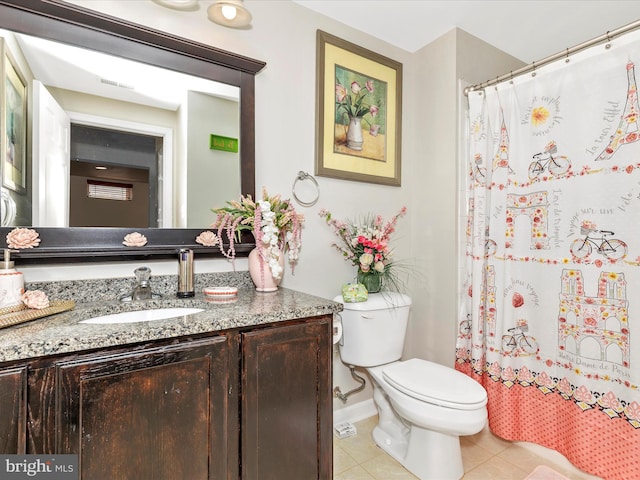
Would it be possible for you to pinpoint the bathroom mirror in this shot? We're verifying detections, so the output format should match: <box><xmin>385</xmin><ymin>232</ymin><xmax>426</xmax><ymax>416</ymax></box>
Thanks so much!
<box><xmin>0</xmin><ymin>0</ymin><xmax>265</xmax><ymax>261</ymax></box>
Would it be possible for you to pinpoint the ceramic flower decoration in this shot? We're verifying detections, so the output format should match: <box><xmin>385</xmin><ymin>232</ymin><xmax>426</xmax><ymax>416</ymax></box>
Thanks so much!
<box><xmin>22</xmin><ymin>290</ymin><xmax>50</xmax><ymax>309</ymax></box>
<box><xmin>195</xmin><ymin>231</ymin><xmax>220</xmax><ymax>247</ymax></box>
<box><xmin>6</xmin><ymin>228</ymin><xmax>41</xmax><ymax>249</ymax></box>
<box><xmin>122</xmin><ymin>232</ymin><xmax>148</xmax><ymax>247</ymax></box>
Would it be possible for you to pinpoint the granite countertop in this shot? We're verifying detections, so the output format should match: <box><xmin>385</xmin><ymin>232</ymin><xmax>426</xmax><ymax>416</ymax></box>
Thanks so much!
<box><xmin>0</xmin><ymin>272</ymin><xmax>342</xmax><ymax>364</ymax></box>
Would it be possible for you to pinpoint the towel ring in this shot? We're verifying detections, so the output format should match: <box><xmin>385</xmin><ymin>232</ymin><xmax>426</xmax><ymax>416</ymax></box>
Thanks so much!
<box><xmin>292</xmin><ymin>171</ymin><xmax>319</xmax><ymax>207</ymax></box>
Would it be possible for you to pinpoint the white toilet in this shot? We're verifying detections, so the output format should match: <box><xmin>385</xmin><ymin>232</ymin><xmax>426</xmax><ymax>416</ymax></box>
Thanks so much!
<box><xmin>335</xmin><ymin>292</ymin><xmax>487</xmax><ymax>480</ymax></box>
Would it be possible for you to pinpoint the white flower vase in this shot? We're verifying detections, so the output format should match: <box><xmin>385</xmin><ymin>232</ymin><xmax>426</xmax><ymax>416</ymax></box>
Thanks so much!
<box><xmin>248</xmin><ymin>248</ymin><xmax>285</xmax><ymax>292</ymax></box>
<box><xmin>346</xmin><ymin>116</ymin><xmax>364</xmax><ymax>150</ymax></box>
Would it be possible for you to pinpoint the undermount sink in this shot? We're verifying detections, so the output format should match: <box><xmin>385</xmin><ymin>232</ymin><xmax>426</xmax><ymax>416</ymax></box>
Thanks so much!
<box><xmin>80</xmin><ymin>308</ymin><xmax>204</xmax><ymax>324</ymax></box>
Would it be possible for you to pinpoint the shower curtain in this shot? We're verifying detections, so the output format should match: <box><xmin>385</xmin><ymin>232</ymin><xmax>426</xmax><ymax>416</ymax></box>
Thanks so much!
<box><xmin>457</xmin><ymin>29</ymin><xmax>640</xmax><ymax>480</ymax></box>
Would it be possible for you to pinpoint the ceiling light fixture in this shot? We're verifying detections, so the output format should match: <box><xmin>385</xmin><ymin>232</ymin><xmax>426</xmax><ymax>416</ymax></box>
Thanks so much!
<box><xmin>151</xmin><ymin>0</ymin><xmax>199</xmax><ymax>11</ymax></box>
<box><xmin>207</xmin><ymin>0</ymin><xmax>252</xmax><ymax>28</ymax></box>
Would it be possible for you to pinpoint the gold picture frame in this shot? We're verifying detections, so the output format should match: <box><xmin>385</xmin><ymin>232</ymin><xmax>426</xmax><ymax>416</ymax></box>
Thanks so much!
<box><xmin>1</xmin><ymin>39</ymin><xmax>27</xmax><ymax>193</ymax></box>
<box><xmin>315</xmin><ymin>30</ymin><xmax>402</xmax><ymax>186</ymax></box>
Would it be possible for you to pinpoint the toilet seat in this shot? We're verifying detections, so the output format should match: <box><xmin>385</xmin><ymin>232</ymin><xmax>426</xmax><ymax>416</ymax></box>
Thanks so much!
<box><xmin>382</xmin><ymin>358</ymin><xmax>487</xmax><ymax>410</ymax></box>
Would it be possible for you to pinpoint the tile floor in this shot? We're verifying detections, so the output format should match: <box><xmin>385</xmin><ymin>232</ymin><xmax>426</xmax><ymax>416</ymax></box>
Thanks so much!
<box><xmin>333</xmin><ymin>416</ymin><xmax>604</xmax><ymax>480</ymax></box>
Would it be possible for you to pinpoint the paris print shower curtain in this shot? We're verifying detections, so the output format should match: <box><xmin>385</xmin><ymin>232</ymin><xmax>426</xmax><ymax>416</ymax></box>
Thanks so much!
<box><xmin>457</xmin><ymin>29</ymin><xmax>640</xmax><ymax>480</ymax></box>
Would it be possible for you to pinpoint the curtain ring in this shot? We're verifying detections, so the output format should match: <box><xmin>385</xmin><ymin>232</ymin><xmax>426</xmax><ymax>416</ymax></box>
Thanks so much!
<box><xmin>292</xmin><ymin>171</ymin><xmax>320</xmax><ymax>207</ymax></box>
<box><xmin>605</xmin><ymin>31</ymin><xmax>612</xmax><ymax>49</ymax></box>
<box><xmin>509</xmin><ymin>71</ymin><xmax>514</xmax><ymax>84</ymax></box>
<box><xmin>531</xmin><ymin>61</ymin><xmax>536</xmax><ymax>78</ymax></box>
<box><xmin>565</xmin><ymin>48</ymin><xmax>570</xmax><ymax>63</ymax></box>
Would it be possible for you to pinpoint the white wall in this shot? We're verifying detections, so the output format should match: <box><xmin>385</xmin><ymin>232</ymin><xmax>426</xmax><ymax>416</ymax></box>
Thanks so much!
<box><xmin>22</xmin><ymin>1</ymin><xmax>523</xmax><ymax>415</ymax></box>
<box><xmin>186</xmin><ymin>91</ymin><xmax>240</xmax><ymax>227</ymax></box>
<box><xmin>404</xmin><ymin>29</ymin><xmax>524</xmax><ymax>366</ymax></box>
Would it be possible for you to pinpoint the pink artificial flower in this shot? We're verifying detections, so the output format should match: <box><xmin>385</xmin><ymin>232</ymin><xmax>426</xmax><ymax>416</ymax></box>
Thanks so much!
<box><xmin>369</xmin><ymin>105</ymin><xmax>379</xmax><ymax>117</ymax></box>
<box><xmin>336</xmin><ymin>84</ymin><xmax>347</xmax><ymax>102</ymax></box>
<box><xmin>122</xmin><ymin>232</ymin><xmax>147</xmax><ymax>247</ymax></box>
<box><xmin>6</xmin><ymin>228</ymin><xmax>40</xmax><ymax>249</ymax></box>
<box><xmin>195</xmin><ymin>231</ymin><xmax>219</xmax><ymax>247</ymax></box>
<box><xmin>365</xmin><ymin>80</ymin><xmax>374</xmax><ymax>93</ymax></box>
<box><xmin>350</xmin><ymin>81</ymin><xmax>361</xmax><ymax>94</ymax></box>
<box><xmin>22</xmin><ymin>290</ymin><xmax>50</xmax><ymax>309</ymax></box>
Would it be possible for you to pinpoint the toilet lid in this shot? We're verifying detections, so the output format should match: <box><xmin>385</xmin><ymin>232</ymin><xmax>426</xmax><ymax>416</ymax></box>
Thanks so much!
<box><xmin>382</xmin><ymin>358</ymin><xmax>487</xmax><ymax>410</ymax></box>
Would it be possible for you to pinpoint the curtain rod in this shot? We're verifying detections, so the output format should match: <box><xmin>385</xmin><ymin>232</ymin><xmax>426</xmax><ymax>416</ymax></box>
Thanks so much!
<box><xmin>464</xmin><ymin>18</ymin><xmax>640</xmax><ymax>96</ymax></box>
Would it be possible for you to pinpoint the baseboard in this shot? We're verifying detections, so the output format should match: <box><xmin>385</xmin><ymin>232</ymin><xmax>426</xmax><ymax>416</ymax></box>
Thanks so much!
<box><xmin>333</xmin><ymin>399</ymin><xmax>377</xmax><ymax>426</ymax></box>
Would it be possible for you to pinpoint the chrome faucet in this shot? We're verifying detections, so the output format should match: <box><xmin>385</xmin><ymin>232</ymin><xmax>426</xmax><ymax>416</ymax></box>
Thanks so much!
<box><xmin>177</xmin><ymin>248</ymin><xmax>195</xmax><ymax>298</ymax></box>
<box><xmin>120</xmin><ymin>266</ymin><xmax>162</xmax><ymax>302</ymax></box>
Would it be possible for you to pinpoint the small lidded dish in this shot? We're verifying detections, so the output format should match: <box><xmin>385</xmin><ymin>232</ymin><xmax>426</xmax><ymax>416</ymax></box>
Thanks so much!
<box><xmin>202</xmin><ymin>287</ymin><xmax>238</xmax><ymax>300</ymax></box>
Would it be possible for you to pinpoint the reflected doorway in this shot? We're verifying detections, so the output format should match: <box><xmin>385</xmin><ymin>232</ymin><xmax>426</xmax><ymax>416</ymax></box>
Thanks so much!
<box><xmin>69</xmin><ymin>124</ymin><xmax>161</xmax><ymax>227</ymax></box>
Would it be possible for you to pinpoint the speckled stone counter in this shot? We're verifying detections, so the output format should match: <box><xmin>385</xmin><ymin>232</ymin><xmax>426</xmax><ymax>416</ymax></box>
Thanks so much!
<box><xmin>0</xmin><ymin>272</ymin><xmax>342</xmax><ymax>364</ymax></box>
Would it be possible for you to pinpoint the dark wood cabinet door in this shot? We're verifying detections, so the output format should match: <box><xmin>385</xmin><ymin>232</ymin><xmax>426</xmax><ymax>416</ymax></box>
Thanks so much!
<box><xmin>0</xmin><ymin>366</ymin><xmax>27</xmax><ymax>453</ymax></box>
<box><xmin>241</xmin><ymin>317</ymin><xmax>332</xmax><ymax>480</ymax></box>
<box><xmin>55</xmin><ymin>336</ymin><xmax>234</xmax><ymax>480</ymax></box>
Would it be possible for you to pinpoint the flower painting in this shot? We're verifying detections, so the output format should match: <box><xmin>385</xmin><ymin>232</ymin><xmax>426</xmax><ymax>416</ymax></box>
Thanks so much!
<box><xmin>334</xmin><ymin>66</ymin><xmax>388</xmax><ymax>161</ymax></box>
<box><xmin>316</xmin><ymin>30</ymin><xmax>403</xmax><ymax>186</ymax></box>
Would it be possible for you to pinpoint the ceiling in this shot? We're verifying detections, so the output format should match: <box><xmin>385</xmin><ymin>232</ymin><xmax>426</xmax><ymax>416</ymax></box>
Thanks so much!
<box><xmin>293</xmin><ymin>1</ymin><xmax>640</xmax><ymax>62</ymax></box>
<box><xmin>9</xmin><ymin>30</ymin><xmax>239</xmax><ymax>111</ymax></box>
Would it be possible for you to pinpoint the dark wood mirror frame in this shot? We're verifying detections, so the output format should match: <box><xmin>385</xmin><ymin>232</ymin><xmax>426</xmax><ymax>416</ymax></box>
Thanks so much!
<box><xmin>0</xmin><ymin>0</ymin><xmax>265</xmax><ymax>262</ymax></box>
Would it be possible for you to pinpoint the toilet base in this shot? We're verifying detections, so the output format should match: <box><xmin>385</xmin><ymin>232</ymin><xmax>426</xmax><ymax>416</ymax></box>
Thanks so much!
<box><xmin>373</xmin><ymin>422</ymin><xmax>464</xmax><ymax>480</ymax></box>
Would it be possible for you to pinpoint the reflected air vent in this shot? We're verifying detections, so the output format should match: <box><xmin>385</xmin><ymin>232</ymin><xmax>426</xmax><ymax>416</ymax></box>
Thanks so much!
<box><xmin>100</xmin><ymin>78</ymin><xmax>135</xmax><ymax>90</ymax></box>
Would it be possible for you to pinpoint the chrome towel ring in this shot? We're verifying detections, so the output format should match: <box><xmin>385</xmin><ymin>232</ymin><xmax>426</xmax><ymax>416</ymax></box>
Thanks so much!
<box><xmin>292</xmin><ymin>171</ymin><xmax>320</xmax><ymax>207</ymax></box>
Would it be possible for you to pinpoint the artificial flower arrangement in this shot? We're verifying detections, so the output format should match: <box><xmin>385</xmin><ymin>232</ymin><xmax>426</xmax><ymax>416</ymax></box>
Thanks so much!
<box><xmin>211</xmin><ymin>187</ymin><xmax>304</xmax><ymax>281</ymax></box>
<box><xmin>319</xmin><ymin>206</ymin><xmax>407</xmax><ymax>293</ymax></box>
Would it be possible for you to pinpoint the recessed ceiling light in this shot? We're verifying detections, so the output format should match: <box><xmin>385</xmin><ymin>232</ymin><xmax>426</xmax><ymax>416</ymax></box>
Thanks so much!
<box><xmin>95</xmin><ymin>166</ymin><xmax>108</xmax><ymax>170</ymax></box>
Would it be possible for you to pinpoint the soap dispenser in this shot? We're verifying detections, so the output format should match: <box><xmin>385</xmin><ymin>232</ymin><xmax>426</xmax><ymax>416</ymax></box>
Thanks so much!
<box><xmin>0</xmin><ymin>249</ymin><xmax>24</xmax><ymax>308</ymax></box>
<box><xmin>177</xmin><ymin>248</ymin><xmax>195</xmax><ymax>298</ymax></box>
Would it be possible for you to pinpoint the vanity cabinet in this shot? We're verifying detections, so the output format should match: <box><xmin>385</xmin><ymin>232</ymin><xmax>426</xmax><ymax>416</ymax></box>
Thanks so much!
<box><xmin>0</xmin><ymin>365</ymin><xmax>27</xmax><ymax>453</ymax></box>
<box><xmin>54</xmin><ymin>336</ymin><xmax>234</xmax><ymax>480</ymax></box>
<box><xmin>1</xmin><ymin>315</ymin><xmax>332</xmax><ymax>480</ymax></box>
<box><xmin>242</xmin><ymin>319</ymin><xmax>332</xmax><ymax>479</ymax></box>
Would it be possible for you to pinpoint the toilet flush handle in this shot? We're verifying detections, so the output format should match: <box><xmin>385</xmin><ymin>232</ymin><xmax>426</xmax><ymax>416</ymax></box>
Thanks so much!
<box><xmin>361</xmin><ymin>314</ymin><xmax>373</xmax><ymax>319</ymax></box>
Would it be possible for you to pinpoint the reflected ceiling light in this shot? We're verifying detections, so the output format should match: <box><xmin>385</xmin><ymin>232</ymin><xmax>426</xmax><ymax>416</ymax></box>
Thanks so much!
<box><xmin>152</xmin><ymin>0</ymin><xmax>199</xmax><ymax>10</ymax></box>
<box><xmin>207</xmin><ymin>0</ymin><xmax>252</xmax><ymax>28</ymax></box>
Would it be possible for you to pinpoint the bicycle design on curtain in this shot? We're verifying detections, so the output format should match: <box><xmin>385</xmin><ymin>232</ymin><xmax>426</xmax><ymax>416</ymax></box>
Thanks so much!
<box><xmin>501</xmin><ymin>319</ymin><xmax>539</xmax><ymax>356</ymax></box>
<box><xmin>528</xmin><ymin>140</ymin><xmax>571</xmax><ymax>180</ymax></box>
<box><xmin>569</xmin><ymin>221</ymin><xmax>627</xmax><ymax>261</ymax></box>
<box><xmin>459</xmin><ymin>314</ymin><xmax>472</xmax><ymax>339</ymax></box>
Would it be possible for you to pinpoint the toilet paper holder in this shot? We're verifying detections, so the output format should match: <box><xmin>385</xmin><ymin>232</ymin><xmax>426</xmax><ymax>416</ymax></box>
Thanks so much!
<box><xmin>332</xmin><ymin>313</ymin><xmax>343</xmax><ymax>345</ymax></box>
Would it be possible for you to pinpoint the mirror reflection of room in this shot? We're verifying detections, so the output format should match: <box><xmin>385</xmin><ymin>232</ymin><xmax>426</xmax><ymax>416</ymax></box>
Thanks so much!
<box><xmin>0</xmin><ymin>28</ymin><xmax>241</xmax><ymax>230</ymax></box>
<box><xmin>69</xmin><ymin>125</ymin><xmax>157</xmax><ymax>228</ymax></box>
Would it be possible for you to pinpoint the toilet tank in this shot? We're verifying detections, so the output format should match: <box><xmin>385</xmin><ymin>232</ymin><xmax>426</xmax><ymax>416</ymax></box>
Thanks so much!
<box><xmin>334</xmin><ymin>292</ymin><xmax>412</xmax><ymax>367</ymax></box>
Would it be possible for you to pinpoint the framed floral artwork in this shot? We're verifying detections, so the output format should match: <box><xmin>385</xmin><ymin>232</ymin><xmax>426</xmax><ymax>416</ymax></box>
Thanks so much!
<box><xmin>1</xmin><ymin>40</ymin><xmax>27</xmax><ymax>193</ymax></box>
<box><xmin>315</xmin><ymin>30</ymin><xmax>402</xmax><ymax>186</ymax></box>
